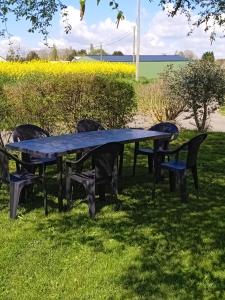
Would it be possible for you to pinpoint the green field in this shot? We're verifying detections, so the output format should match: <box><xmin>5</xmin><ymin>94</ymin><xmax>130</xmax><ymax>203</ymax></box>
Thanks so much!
<box><xmin>139</xmin><ymin>61</ymin><xmax>188</xmax><ymax>79</ymax></box>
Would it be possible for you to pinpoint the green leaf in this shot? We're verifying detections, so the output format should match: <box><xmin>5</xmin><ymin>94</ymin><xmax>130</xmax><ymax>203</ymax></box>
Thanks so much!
<box><xmin>116</xmin><ymin>10</ymin><xmax>124</xmax><ymax>27</ymax></box>
<box><xmin>80</xmin><ymin>0</ymin><xmax>86</xmax><ymax>20</ymax></box>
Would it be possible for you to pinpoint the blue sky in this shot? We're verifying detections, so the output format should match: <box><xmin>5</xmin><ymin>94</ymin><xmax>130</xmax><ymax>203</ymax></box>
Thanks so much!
<box><xmin>1</xmin><ymin>0</ymin><xmax>225</xmax><ymax>58</ymax></box>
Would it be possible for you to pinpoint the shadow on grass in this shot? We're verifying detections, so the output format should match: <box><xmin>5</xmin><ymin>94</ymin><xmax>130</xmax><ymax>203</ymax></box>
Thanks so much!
<box><xmin>4</xmin><ymin>130</ymin><xmax>225</xmax><ymax>298</ymax></box>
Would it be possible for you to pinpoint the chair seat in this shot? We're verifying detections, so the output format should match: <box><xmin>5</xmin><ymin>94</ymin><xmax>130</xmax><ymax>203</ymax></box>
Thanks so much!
<box><xmin>70</xmin><ymin>170</ymin><xmax>95</xmax><ymax>183</ymax></box>
<box><xmin>30</xmin><ymin>156</ymin><xmax>57</xmax><ymax>165</ymax></box>
<box><xmin>70</xmin><ymin>169</ymin><xmax>112</xmax><ymax>185</ymax></box>
<box><xmin>137</xmin><ymin>147</ymin><xmax>154</xmax><ymax>155</ymax></box>
<box><xmin>161</xmin><ymin>160</ymin><xmax>187</xmax><ymax>171</ymax></box>
<box><xmin>10</xmin><ymin>172</ymin><xmax>40</xmax><ymax>183</ymax></box>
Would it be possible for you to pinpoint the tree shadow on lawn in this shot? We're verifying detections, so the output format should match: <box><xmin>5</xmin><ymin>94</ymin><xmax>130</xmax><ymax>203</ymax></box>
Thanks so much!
<box><xmin>5</xmin><ymin>130</ymin><xmax>225</xmax><ymax>298</ymax></box>
<box><xmin>34</xmin><ymin>170</ymin><xmax>225</xmax><ymax>298</ymax></box>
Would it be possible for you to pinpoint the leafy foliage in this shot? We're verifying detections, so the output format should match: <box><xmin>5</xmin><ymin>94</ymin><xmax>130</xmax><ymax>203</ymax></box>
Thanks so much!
<box><xmin>49</xmin><ymin>44</ymin><xmax>59</xmax><ymax>61</ymax></box>
<box><xmin>3</xmin><ymin>72</ymin><xmax>135</xmax><ymax>133</ymax></box>
<box><xmin>2</xmin><ymin>1</ymin><xmax>225</xmax><ymax>42</ymax></box>
<box><xmin>137</xmin><ymin>77</ymin><xmax>185</xmax><ymax>122</ymax></box>
<box><xmin>112</xmin><ymin>51</ymin><xmax>124</xmax><ymax>56</ymax></box>
<box><xmin>202</xmin><ymin>51</ymin><xmax>215</xmax><ymax>62</ymax></box>
<box><xmin>26</xmin><ymin>51</ymin><xmax>40</xmax><ymax>61</ymax></box>
<box><xmin>165</xmin><ymin>61</ymin><xmax>225</xmax><ymax>131</ymax></box>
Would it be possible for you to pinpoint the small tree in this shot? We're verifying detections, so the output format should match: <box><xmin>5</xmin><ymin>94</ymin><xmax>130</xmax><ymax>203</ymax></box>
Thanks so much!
<box><xmin>49</xmin><ymin>44</ymin><xmax>58</xmax><ymax>61</ymax></box>
<box><xmin>26</xmin><ymin>50</ymin><xmax>40</xmax><ymax>61</ymax></box>
<box><xmin>202</xmin><ymin>51</ymin><xmax>215</xmax><ymax>62</ymax></box>
<box><xmin>89</xmin><ymin>47</ymin><xmax>108</xmax><ymax>56</ymax></box>
<box><xmin>77</xmin><ymin>49</ymin><xmax>87</xmax><ymax>56</ymax></box>
<box><xmin>112</xmin><ymin>51</ymin><xmax>124</xmax><ymax>55</ymax></box>
<box><xmin>169</xmin><ymin>61</ymin><xmax>225</xmax><ymax>131</ymax></box>
<box><xmin>65</xmin><ymin>49</ymin><xmax>77</xmax><ymax>61</ymax></box>
<box><xmin>6</xmin><ymin>47</ymin><xmax>22</xmax><ymax>62</ymax></box>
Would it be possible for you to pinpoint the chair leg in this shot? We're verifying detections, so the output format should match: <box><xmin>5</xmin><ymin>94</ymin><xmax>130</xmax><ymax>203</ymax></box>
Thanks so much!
<box><xmin>10</xmin><ymin>182</ymin><xmax>23</xmax><ymax>219</ymax></box>
<box><xmin>42</xmin><ymin>170</ymin><xmax>48</xmax><ymax>216</ymax></box>
<box><xmin>179</xmin><ymin>171</ymin><xmax>187</xmax><ymax>202</ymax></box>
<box><xmin>169</xmin><ymin>171</ymin><xmax>176</xmax><ymax>192</ymax></box>
<box><xmin>111</xmin><ymin>172</ymin><xmax>118</xmax><ymax>196</ymax></box>
<box><xmin>98</xmin><ymin>184</ymin><xmax>106</xmax><ymax>201</ymax></box>
<box><xmin>133</xmin><ymin>152</ymin><xmax>138</xmax><ymax>176</ymax></box>
<box><xmin>191</xmin><ymin>166</ymin><xmax>199</xmax><ymax>191</ymax></box>
<box><xmin>65</xmin><ymin>176</ymin><xmax>73</xmax><ymax>208</ymax></box>
<box><xmin>118</xmin><ymin>145</ymin><xmax>124</xmax><ymax>176</ymax></box>
<box><xmin>148</xmin><ymin>155</ymin><xmax>153</xmax><ymax>173</ymax></box>
<box><xmin>87</xmin><ymin>182</ymin><xmax>96</xmax><ymax>218</ymax></box>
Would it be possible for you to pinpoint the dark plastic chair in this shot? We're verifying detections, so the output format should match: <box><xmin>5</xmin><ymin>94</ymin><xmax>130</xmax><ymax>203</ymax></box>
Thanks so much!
<box><xmin>77</xmin><ymin>119</ymin><xmax>105</xmax><ymax>132</ymax></box>
<box><xmin>76</xmin><ymin>119</ymin><xmax>124</xmax><ymax>176</ymax></box>
<box><xmin>12</xmin><ymin>124</ymin><xmax>57</xmax><ymax>173</ymax></box>
<box><xmin>0</xmin><ymin>147</ymin><xmax>48</xmax><ymax>218</ymax></box>
<box><xmin>65</xmin><ymin>142</ymin><xmax>123</xmax><ymax>217</ymax></box>
<box><xmin>156</xmin><ymin>133</ymin><xmax>207</xmax><ymax>202</ymax></box>
<box><xmin>133</xmin><ymin>122</ymin><xmax>179</xmax><ymax>176</ymax></box>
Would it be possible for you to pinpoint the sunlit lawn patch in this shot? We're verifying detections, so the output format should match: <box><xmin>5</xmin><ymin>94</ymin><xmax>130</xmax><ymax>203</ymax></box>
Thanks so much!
<box><xmin>0</xmin><ymin>130</ymin><xmax>225</xmax><ymax>299</ymax></box>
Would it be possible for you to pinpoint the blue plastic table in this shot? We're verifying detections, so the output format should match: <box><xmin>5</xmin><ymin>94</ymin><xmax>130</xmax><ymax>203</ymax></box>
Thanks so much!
<box><xmin>6</xmin><ymin>129</ymin><xmax>170</xmax><ymax>209</ymax></box>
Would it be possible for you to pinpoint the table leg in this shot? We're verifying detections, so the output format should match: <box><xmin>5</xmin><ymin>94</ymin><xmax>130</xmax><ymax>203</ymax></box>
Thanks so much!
<box><xmin>57</xmin><ymin>156</ymin><xmax>63</xmax><ymax>211</ymax></box>
<box><xmin>152</xmin><ymin>139</ymin><xmax>161</xmax><ymax>200</ymax></box>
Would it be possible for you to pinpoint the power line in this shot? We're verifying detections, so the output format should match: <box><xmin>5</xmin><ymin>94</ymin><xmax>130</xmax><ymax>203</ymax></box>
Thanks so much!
<box><xmin>101</xmin><ymin>31</ymin><xmax>132</xmax><ymax>47</ymax></box>
<box><xmin>47</xmin><ymin>30</ymin><xmax>133</xmax><ymax>54</ymax></box>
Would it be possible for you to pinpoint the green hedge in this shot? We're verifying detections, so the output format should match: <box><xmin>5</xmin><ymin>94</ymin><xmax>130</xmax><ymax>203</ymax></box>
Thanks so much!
<box><xmin>2</xmin><ymin>73</ymin><xmax>136</xmax><ymax>133</ymax></box>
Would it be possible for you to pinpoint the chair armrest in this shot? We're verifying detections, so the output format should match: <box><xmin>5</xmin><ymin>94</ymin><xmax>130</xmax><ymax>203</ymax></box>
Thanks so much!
<box><xmin>6</xmin><ymin>151</ymin><xmax>45</xmax><ymax>174</ymax></box>
<box><xmin>66</xmin><ymin>149</ymin><xmax>93</xmax><ymax>167</ymax></box>
<box><xmin>158</xmin><ymin>141</ymin><xmax>189</xmax><ymax>162</ymax></box>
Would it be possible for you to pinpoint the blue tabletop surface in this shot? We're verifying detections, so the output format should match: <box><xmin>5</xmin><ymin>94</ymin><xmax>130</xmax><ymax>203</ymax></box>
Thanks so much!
<box><xmin>6</xmin><ymin>129</ymin><xmax>170</xmax><ymax>158</ymax></box>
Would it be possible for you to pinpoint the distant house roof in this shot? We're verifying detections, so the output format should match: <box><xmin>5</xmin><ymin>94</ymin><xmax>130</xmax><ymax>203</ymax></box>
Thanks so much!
<box><xmin>0</xmin><ymin>56</ymin><xmax>6</xmax><ymax>62</ymax></box>
<box><xmin>85</xmin><ymin>55</ymin><xmax>188</xmax><ymax>62</ymax></box>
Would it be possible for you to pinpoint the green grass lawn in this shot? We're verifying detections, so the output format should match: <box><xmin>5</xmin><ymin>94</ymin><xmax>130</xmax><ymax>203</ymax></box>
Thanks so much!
<box><xmin>1</xmin><ymin>130</ymin><xmax>225</xmax><ymax>299</ymax></box>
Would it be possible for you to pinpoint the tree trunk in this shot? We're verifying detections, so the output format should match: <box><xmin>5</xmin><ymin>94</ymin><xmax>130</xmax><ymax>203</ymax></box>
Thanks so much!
<box><xmin>200</xmin><ymin>102</ymin><xmax>208</xmax><ymax>131</ymax></box>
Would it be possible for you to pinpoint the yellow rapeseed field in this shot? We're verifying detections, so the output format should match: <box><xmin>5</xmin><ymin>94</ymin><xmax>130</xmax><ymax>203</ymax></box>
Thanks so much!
<box><xmin>0</xmin><ymin>61</ymin><xmax>135</xmax><ymax>78</ymax></box>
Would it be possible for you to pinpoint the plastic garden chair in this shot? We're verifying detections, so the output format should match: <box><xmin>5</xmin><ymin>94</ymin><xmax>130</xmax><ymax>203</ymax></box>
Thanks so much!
<box><xmin>133</xmin><ymin>122</ymin><xmax>179</xmax><ymax>176</ymax></box>
<box><xmin>65</xmin><ymin>142</ymin><xmax>123</xmax><ymax>217</ymax></box>
<box><xmin>76</xmin><ymin>119</ymin><xmax>124</xmax><ymax>176</ymax></box>
<box><xmin>12</xmin><ymin>124</ymin><xmax>57</xmax><ymax>173</ymax></box>
<box><xmin>0</xmin><ymin>147</ymin><xmax>48</xmax><ymax>218</ymax></box>
<box><xmin>155</xmin><ymin>133</ymin><xmax>207</xmax><ymax>202</ymax></box>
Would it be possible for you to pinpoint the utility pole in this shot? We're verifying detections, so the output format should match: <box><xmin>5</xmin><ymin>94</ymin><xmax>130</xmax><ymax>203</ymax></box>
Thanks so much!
<box><xmin>100</xmin><ymin>43</ymin><xmax>103</xmax><ymax>61</ymax></box>
<box><xmin>133</xmin><ymin>26</ymin><xmax>136</xmax><ymax>63</ymax></box>
<box><xmin>136</xmin><ymin>0</ymin><xmax>141</xmax><ymax>81</ymax></box>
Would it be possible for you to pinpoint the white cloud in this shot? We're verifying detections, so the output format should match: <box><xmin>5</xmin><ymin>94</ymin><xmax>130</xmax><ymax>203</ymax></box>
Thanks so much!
<box><xmin>42</xmin><ymin>5</ymin><xmax>225</xmax><ymax>58</ymax></box>
<box><xmin>142</xmin><ymin>10</ymin><xmax>225</xmax><ymax>58</ymax></box>
<box><xmin>45</xmin><ymin>6</ymin><xmax>135</xmax><ymax>54</ymax></box>
<box><xmin>1</xmin><ymin>5</ymin><xmax>225</xmax><ymax>58</ymax></box>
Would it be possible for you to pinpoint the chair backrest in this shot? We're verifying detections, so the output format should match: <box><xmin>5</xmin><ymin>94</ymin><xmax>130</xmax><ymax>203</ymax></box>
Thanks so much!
<box><xmin>0</xmin><ymin>148</ymin><xmax>10</xmax><ymax>183</ymax></box>
<box><xmin>150</xmin><ymin>122</ymin><xmax>179</xmax><ymax>138</ymax></box>
<box><xmin>13</xmin><ymin>124</ymin><xmax>50</xmax><ymax>142</ymax></box>
<box><xmin>149</xmin><ymin>122</ymin><xmax>179</xmax><ymax>149</ymax></box>
<box><xmin>186</xmin><ymin>134</ymin><xmax>207</xmax><ymax>169</ymax></box>
<box><xmin>77</xmin><ymin>119</ymin><xmax>105</xmax><ymax>133</ymax></box>
<box><xmin>0</xmin><ymin>133</ymin><xmax>4</xmax><ymax>148</ymax></box>
<box><xmin>92</xmin><ymin>143</ymin><xmax>123</xmax><ymax>182</ymax></box>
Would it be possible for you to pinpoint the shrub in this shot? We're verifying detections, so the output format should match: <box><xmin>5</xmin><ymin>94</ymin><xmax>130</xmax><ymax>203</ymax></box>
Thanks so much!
<box><xmin>3</xmin><ymin>73</ymin><xmax>135</xmax><ymax>133</ymax></box>
<box><xmin>165</xmin><ymin>61</ymin><xmax>225</xmax><ymax>131</ymax></box>
<box><xmin>137</xmin><ymin>77</ymin><xmax>185</xmax><ymax>122</ymax></box>
<box><xmin>0</xmin><ymin>74</ymin><xmax>16</xmax><ymax>129</ymax></box>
